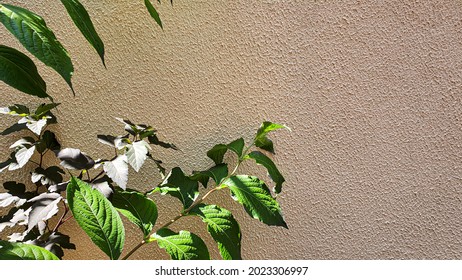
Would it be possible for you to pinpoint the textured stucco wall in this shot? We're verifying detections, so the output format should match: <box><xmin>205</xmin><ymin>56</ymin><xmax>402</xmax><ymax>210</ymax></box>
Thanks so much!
<box><xmin>1</xmin><ymin>1</ymin><xmax>462</xmax><ymax>259</ymax></box>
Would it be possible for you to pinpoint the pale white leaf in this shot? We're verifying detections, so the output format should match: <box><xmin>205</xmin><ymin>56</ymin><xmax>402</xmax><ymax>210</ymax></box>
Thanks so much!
<box><xmin>126</xmin><ymin>140</ymin><xmax>150</xmax><ymax>172</ymax></box>
<box><xmin>103</xmin><ymin>155</ymin><xmax>128</xmax><ymax>190</ymax></box>
<box><xmin>27</xmin><ymin>193</ymin><xmax>62</xmax><ymax>230</ymax></box>
<box><xmin>0</xmin><ymin>193</ymin><xmax>26</xmax><ymax>207</ymax></box>
<box><xmin>9</xmin><ymin>137</ymin><xmax>34</xmax><ymax>149</ymax></box>
<box><xmin>14</xmin><ymin>146</ymin><xmax>36</xmax><ymax>168</ymax></box>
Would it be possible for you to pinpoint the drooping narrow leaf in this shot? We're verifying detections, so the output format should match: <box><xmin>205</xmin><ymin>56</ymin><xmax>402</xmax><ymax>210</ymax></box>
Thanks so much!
<box><xmin>112</xmin><ymin>189</ymin><xmax>158</xmax><ymax>237</ymax></box>
<box><xmin>221</xmin><ymin>175</ymin><xmax>287</xmax><ymax>228</ymax></box>
<box><xmin>254</xmin><ymin>122</ymin><xmax>289</xmax><ymax>154</ymax></box>
<box><xmin>154</xmin><ymin>167</ymin><xmax>199</xmax><ymax>209</ymax></box>
<box><xmin>60</xmin><ymin>0</ymin><xmax>106</xmax><ymax>66</ymax></box>
<box><xmin>144</xmin><ymin>0</ymin><xmax>163</xmax><ymax>29</ymax></box>
<box><xmin>244</xmin><ymin>151</ymin><xmax>285</xmax><ymax>194</ymax></box>
<box><xmin>0</xmin><ymin>241</ymin><xmax>59</xmax><ymax>260</ymax></box>
<box><xmin>126</xmin><ymin>140</ymin><xmax>150</xmax><ymax>172</ymax></box>
<box><xmin>190</xmin><ymin>204</ymin><xmax>241</xmax><ymax>260</ymax></box>
<box><xmin>0</xmin><ymin>45</ymin><xmax>48</xmax><ymax>98</ymax></box>
<box><xmin>67</xmin><ymin>177</ymin><xmax>125</xmax><ymax>260</ymax></box>
<box><xmin>0</xmin><ymin>4</ymin><xmax>74</xmax><ymax>92</ymax></box>
<box><xmin>150</xmin><ymin>228</ymin><xmax>210</xmax><ymax>260</ymax></box>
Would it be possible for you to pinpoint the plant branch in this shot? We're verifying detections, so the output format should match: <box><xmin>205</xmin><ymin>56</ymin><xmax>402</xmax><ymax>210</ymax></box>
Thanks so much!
<box><xmin>52</xmin><ymin>200</ymin><xmax>69</xmax><ymax>233</ymax></box>
<box><xmin>121</xmin><ymin>186</ymin><xmax>221</xmax><ymax>260</ymax></box>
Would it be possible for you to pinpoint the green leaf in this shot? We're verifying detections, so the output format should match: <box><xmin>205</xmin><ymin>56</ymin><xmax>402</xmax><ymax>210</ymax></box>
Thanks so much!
<box><xmin>228</xmin><ymin>138</ymin><xmax>245</xmax><ymax>157</ymax></box>
<box><xmin>36</xmin><ymin>130</ymin><xmax>61</xmax><ymax>153</ymax></box>
<box><xmin>154</xmin><ymin>167</ymin><xmax>199</xmax><ymax>209</ymax></box>
<box><xmin>67</xmin><ymin>177</ymin><xmax>125</xmax><ymax>259</ymax></box>
<box><xmin>144</xmin><ymin>0</ymin><xmax>163</xmax><ymax>29</ymax></box>
<box><xmin>254</xmin><ymin>122</ymin><xmax>289</xmax><ymax>154</ymax></box>
<box><xmin>34</xmin><ymin>103</ymin><xmax>59</xmax><ymax>118</ymax></box>
<box><xmin>150</xmin><ymin>228</ymin><xmax>210</xmax><ymax>260</ymax></box>
<box><xmin>112</xmin><ymin>189</ymin><xmax>158</xmax><ymax>237</ymax></box>
<box><xmin>190</xmin><ymin>204</ymin><xmax>241</xmax><ymax>260</ymax></box>
<box><xmin>0</xmin><ymin>45</ymin><xmax>48</xmax><ymax>98</ymax></box>
<box><xmin>221</xmin><ymin>175</ymin><xmax>287</xmax><ymax>228</ymax></box>
<box><xmin>190</xmin><ymin>164</ymin><xmax>228</xmax><ymax>188</ymax></box>
<box><xmin>244</xmin><ymin>151</ymin><xmax>285</xmax><ymax>194</ymax></box>
<box><xmin>0</xmin><ymin>4</ymin><xmax>74</xmax><ymax>93</ymax></box>
<box><xmin>0</xmin><ymin>241</ymin><xmax>59</xmax><ymax>260</ymax></box>
<box><xmin>207</xmin><ymin>144</ymin><xmax>227</xmax><ymax>165</ymax></box>
<box><xmin>60</xmin><ymin>0</ymin><xmax>106</xmax><ymax>66</ymax></box>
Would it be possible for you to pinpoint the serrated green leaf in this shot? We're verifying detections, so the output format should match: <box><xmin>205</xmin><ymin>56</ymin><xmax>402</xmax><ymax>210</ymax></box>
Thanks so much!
<box><xmin>190</xmin><ymin>164</ymin><xmax>228</xmax><ymax>188</ymax></box>
<box><xmin>0</xmin><ymin>241</ymin><xmax>59</xmax><ymax>260</ymax></box>
<box><xmin>190</xmin><ymin>204</ymin><xmax>241</xmax><ymax>260</ymax></box>
<box><xmin>244</xmin><ymin>151</ymin><xmax>285</xmax><ymax>194</ymax></box>
<box><xmin>144</xmin><ymin>0</ymin><xmax>163</xmax><ymax>29</ymax></box>
<box><xmin>60</xmin><ymin>0</ymin><xmax>105</xmax><ymax>66</ymax></box>
<box><xmin>207</xmin><ymin>144</ymin><xmax>227</xmax><ymax>165</ymax></box>
<box><xmin>254</xmin><ymin>122</ymin><xmax>289</xmax><ymax>154</ymax></box>
<box><xmin>112</xmin><ymin>189</ymin><xmax>158</xmax><ymax>237</ymax></box>
<box><xmin>0</xmin><ymin>45</ymin><xmax>48</xmax><ymax>98</ymax></box>
<box><xmin>228</xmin><ymin>138</ymin><xmax>245</xmax><ymax>158</ymax></box>
<box><xmin>155</xmin><ymin>167</ymin><xmax>199</xmax><ymax>209</ymax></box>
<box><xmin>221</xmin><ymin>175</ymin><xmax>287</xmax><ymax>228</ymax></box>
<box><xmin>151</xmin><ymin>228</ymin><xmax>210</xmax><ymax>260</ymax></box>
<box><xmin>0</xmin><ymin>4</ymin><xmax>74</xmax><ymax>93</ymax></box>
<box><xmin>67</xmin><ymin>177</ymin><xmax>125</xmax><ymax>259</ymax></box>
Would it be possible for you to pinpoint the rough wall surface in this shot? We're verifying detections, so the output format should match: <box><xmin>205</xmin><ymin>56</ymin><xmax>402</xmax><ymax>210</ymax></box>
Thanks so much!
<box><xmin>1</xmin><ymin>1</ymin><xmax>461</xmax><ymax>259</ymax></box>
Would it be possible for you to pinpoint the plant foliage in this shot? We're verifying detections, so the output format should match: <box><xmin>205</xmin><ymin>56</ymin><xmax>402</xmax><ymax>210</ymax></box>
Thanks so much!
<box><xmin>0</xmin><ymin>1</ymin><xmax>290</xmax><ymax>260</ymax></box>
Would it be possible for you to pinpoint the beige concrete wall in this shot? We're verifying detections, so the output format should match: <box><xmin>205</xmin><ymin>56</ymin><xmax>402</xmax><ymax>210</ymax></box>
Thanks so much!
<box><xmin>1</xmin><ymin>1</ymin><xmax>462</xmax><ymax>259</ymax></box>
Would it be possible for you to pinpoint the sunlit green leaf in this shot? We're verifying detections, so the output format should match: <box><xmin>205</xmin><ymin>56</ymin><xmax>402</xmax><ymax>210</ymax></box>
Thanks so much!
<box><xmin>112</xmin><ymin>189</ymin><xmax>158</xmax><ymax>237</ymax></box>
<box><xmin>254</xmin><ymin>122</ymin><xmax>289</xmax><ymax>154</ymax></box>
<box><xmin>0</xmin><ymin>4</ymin><xmax>74</xmax><ymax>93</ymax></box>
<box><xmin>190</xmin><ymin>204</ymin><xmax>241</xmax><ymax>260</ymax></box>
<box><xmin>60</xmin><ymin>0</ymin><xmax>105</xmax><ymax>66</ymax></box>
<box><xmin>67</xmin><ymin>177</ymin><xmax>125</xmax><ymax>259</ymax></box>
<box><xmin>0</xmin><ymin>240</ymin><xmax>59</xmax><ymax>260</ymax></box>
<box><xmin>221</xmin><ymin>175</ymin><xmax>287</xmax><ymax>228</ymax></box>
<box><xmin>150</xmin><ymin>228</ymin><xmax>210</xmax><ymax>260</ymax></box>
